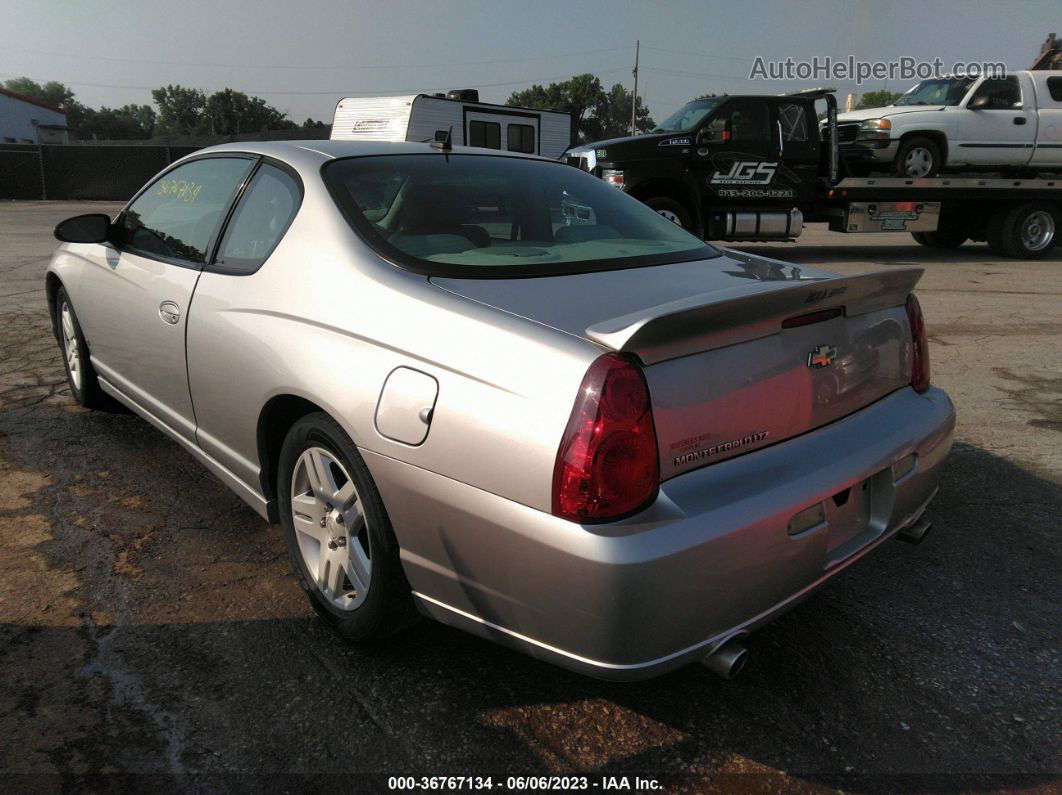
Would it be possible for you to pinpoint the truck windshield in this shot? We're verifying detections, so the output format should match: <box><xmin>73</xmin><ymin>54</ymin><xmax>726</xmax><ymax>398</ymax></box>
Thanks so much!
<box><xmin>323</xmin><ymin>154</ymin><xmax>717</xmax><ymax>277</ymax></box>
<box><xmin>894</xmin><ymin>78</ymin><xmax>975</xmax><ymax>106</ymax></box>
<box><xmin>652</xmin><ymin>98</ymin><xmax>723</xmax><ymax>132</ymax></box>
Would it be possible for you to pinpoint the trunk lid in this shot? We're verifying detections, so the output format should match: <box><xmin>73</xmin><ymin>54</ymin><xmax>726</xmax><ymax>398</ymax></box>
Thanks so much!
<box><xmin>432</xmin><ymin>251</ymin><xmax>921</xmax><ymax>479</ymax></box>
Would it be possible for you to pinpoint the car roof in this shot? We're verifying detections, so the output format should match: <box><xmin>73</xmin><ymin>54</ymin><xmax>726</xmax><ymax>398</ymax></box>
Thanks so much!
<box><xmin>190</xmin><ymin>139</ymin><xmax>555</xmax><ymax>172</ymax></box>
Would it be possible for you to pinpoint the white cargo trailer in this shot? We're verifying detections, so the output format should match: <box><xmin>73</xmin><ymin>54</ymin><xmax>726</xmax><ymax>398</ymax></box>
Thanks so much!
<box><xmin>330</xmin><ymin>90</ymin><xmax>572</xmax><ymax>159</ymax></box>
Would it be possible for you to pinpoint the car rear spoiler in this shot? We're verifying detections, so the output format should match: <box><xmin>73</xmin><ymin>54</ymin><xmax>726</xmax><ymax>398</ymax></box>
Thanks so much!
<box><xmin>586</xmin><ymin>265</ymin><xmax>923</xmax><ymax>365</ymax></box>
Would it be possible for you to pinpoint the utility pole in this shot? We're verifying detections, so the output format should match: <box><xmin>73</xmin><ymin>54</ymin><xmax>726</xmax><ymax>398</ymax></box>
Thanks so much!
<box><xmin>630</xmin><ymin>39</ymin><xmax>640</xmax><ymax>136</ymax></box>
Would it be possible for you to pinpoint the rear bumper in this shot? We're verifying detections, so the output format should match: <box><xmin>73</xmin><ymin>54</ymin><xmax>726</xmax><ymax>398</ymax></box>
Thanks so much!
<box><xmin>367</xmin><ymin>386</ymin><xmax>955</xmax><ymax>680</ymax></box>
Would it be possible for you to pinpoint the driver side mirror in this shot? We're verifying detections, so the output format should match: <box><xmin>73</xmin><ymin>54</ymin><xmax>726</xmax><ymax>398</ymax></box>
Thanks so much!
<box><xmin>967</xmin><ymin>94</ymin><xmax>991</xmax><ymax>110</ymax></box>
<box><xmin>54</xmin><ymin>213</ymin><xmax>112</xmax><ymax>244</ymax></box>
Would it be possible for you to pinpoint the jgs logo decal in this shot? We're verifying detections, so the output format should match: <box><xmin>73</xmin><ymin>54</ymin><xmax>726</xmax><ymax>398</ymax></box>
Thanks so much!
<box><xmin>705</xmin><ymin>152</ymin><xmax>800</xmax><ymax>187</ymax></box>
<box><xmin>710</xmin><ymin>160</ymin><xmax>778</xmax><ymax>185</ymax></box>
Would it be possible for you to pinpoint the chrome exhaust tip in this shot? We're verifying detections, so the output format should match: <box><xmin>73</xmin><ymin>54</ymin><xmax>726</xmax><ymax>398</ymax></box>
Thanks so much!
<box><xmin>701</xmin><ymin>640</ymin><xmax>749</xmax><ymax>679</ymax></box>
<box><xmin>897</xmin><ymin>518</ymin><xmax>932</xmax><ymax>545</ymax></box>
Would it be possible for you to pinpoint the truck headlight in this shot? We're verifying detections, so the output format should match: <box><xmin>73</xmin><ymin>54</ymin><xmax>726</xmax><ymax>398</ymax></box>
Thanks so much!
<box><xmin>858</xmin><ymin>118</ymin><xmax>892</xmax><ymax>141</ymax></box>
<box><xmin>602</xmin><ymin>169</ymin><xmax>625</xmax><ymax>188</ymax></box>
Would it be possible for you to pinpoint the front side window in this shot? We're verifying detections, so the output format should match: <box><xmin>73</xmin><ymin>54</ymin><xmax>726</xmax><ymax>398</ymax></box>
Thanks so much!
<box><xmin>468</xmin><ymin>120</ymin><xmax>501</xmax><ymax>149</ymax></box>
<box><xmin>704</xmin><ymin>100</ymin><xmax>770</xmax><ymax>144</ymax></box>
<box><xmin>323</xmin><ymin>154</ymin><xmax>717</xmax><ymax>278</ymax></box>
<box><xmin>507</xmin><ymin>124</ymin><xmax>535</xmax><ymax>153</ymax></box>
<box><xmin>120</xmin><ymin>157</ymin><xmax>253</xmax><ymax>264</ymax></box>
<box><xmin>214</xmin><ymin>164</ymin><xmax>302</xmax><ymax>274</ymax></box>
<box><xmin>969</xmin><ymin>77</ymin><xmax>1023</xmax><ymax>109</ymax></box>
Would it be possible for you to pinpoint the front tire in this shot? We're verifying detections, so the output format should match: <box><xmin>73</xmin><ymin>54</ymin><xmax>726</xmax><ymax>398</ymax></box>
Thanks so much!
<box><xmin>644</xmin><ymin>197</ymin><xmax>693</xmax><ymax>231</ymax></box>
<box><xmin>55</xmin><ymin>287</ymin><xmax>111</xmax><ymax>410</ymax></box>
<box><xmin>277</xmin><ymin>412</ymin><xmax>415</xmax><ymax>641</ymax></box>
<box><xmin>893</xmin><ymin>136</ymin><xmax>942</xmax><ymax>178</ymax></box>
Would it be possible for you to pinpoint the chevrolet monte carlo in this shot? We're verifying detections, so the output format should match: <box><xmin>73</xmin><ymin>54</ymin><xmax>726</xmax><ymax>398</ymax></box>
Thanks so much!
<box><xmin>46</xmin><ymin>140</ymin><xmax>955</xmax><ymax>680</ymax></box>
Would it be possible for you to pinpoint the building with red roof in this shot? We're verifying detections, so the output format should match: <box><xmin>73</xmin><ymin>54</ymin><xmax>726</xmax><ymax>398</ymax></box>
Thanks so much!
<box><xmin>0</xmin><ymin>88</ymin><xmax>69</xmax><ymax>144</ymax></box>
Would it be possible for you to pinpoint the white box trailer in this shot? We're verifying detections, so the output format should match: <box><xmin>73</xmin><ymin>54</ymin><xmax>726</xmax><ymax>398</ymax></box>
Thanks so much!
<box><xmin>330</xmin><ymin>90</ymin><xmax>572</xmax><ymax>159</ymax></box>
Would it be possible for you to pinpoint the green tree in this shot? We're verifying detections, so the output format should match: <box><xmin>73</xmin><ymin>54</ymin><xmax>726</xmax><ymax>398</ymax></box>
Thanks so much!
<box><xmin>92</xmin><ymin>104</ymin><xmax>156</xmax><ymax>139</ymax></box>
<box><xmin>592</xmin><ymin>83</ymin><xmax>654</xmax><ymax>140</ymax></box>
<box><xmin>508</xmin><ymin>73</ymin><xmax>653</xmax><ymax>143</ymax></box>
<box><xmin>203</xmin><ymin>89</ymin><xmax>294</xmax><ymax>135</ymax></box>
<box><xmin>151</xmin><ymin>84</ymin><xmax>208</xmax><ymax>136</ymax></box>
<box><xmin>856</xmin><ymin>90</ymin><xmax>903</xmax><ymax>109</ymax></box>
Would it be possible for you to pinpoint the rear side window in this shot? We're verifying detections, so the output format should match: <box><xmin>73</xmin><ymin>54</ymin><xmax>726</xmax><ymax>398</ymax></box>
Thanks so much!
<box><xmin>507</xmin><ymin>124</ymin><xmax>535</xmax><ymax>153</ymax></box>
<box><xmin>1048</xmin><ymin>77</ymin><xmax>1062</xmax><ymax>102</ymax></box>
<box><xmin>121</xmin><ymin>157</ymin><xmax>254</xmax><ymax>265</ymax></box>
<box><xmin>778</xmin><ymin>102</ymin><xmax>810</xmax><ymax>142</ymax></box>
<box><xmin>469</xmin><ymin>120</ymin><xmax>501</xmax><ymax>149</ymax></box>
<box><xmin>214</xmin><ymin>164</ymin><xmax>302</xmax><ymax>274</ymax></box>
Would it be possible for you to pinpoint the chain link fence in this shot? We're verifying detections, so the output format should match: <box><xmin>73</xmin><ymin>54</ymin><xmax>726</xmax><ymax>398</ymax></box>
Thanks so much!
<box><xmin>0</xmin><ymin>144</ymin><xmax>202</xmax><ymax>201</ymax></box>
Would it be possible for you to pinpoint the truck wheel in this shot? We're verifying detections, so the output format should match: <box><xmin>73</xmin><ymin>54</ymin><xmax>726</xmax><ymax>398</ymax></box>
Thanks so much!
<box><xmin>911</xmin><ymin>229</ymin><xmax>967</xmax><ymax>249</ymax></box>
<box><xmin>645</xmin><ymin>197</ymin><xmax>692</xmax><ymax>230</ymax></box>
<box><xmin>893</xmin><ymin>137</ymin><xmax>942</xmax><ymax>178</ymax></box>
<box><xmin>987</xmin><ymin>203</ymin><xmax>1059</xmax><ymax>259</ymax></box>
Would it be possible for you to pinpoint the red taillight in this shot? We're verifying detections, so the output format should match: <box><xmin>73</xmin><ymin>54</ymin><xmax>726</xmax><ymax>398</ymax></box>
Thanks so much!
<box><xmin>906</xmin><ymin>294</ymin><xmax>930</xmax><ymax>393</ymax></box>
<box><xmin>552</xmin><ymin>354</ymin><xmax>659</xmax><ymax>523</ymax></box>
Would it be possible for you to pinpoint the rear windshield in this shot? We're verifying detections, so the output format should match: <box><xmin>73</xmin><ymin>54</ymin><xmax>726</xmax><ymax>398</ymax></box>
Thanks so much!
<box><xmin>323</xmin><ymin>154</ymin><xmax>717</xmax><ymax>277</ymax></box>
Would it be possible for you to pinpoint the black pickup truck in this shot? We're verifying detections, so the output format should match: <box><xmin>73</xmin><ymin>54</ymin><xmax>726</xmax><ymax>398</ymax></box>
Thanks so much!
<box><xmin>565</xmin><ymin>90</ymin><xmax>1062</xmax><ymax>259</ymax></box>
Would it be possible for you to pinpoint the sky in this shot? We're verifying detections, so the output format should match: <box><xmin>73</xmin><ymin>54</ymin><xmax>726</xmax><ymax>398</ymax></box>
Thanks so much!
<box><xmin>0</xmin><ymin>0</ymin><xmax>1058</xmax><ymax>124</ymax></box>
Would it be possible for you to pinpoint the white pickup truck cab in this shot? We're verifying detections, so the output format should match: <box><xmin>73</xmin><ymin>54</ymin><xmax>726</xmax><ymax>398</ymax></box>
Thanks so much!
<box><xmin>836</xmin><ymin>71</ymin><xmax>1062</xmax><ymax>176</ymax></box>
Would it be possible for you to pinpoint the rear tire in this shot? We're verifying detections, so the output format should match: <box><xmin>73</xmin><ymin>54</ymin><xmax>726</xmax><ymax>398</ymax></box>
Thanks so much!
<box><xmin>893</xmin><ymin>136</ymin><xmax>942</xmax><ymax>178</ymax></box>
<box><xmin>644</xmin><ymin>197</ymin><xmax>693</xmax><ymax>231</ymax></box>
<box><xmin>277</xmin><ymin>412</ymin><xmax>416</xmax><ymax>642</ymax></box>
<box><xmin>54</xmin><ymin>287</ymin><xmax>112</xmax><ymax>410</ymax></box>
<box><xmin>986</xmin><ymin>203</ymin><xmax>1059</xmax><ymax>259</ymax></box>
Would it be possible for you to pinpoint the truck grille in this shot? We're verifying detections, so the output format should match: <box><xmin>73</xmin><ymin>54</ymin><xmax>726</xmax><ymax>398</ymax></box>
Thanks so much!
<box><xmin>837</xmin><ymin>123</ymin><xmax>861</xmax><ymax>144</ymax></box>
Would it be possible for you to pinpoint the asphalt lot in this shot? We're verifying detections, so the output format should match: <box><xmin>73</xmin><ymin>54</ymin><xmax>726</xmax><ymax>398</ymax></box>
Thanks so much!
<box><xmin>1</xmin><ymin>201</ymin><xmax>1059</xmax><ymax>792</ymax></box>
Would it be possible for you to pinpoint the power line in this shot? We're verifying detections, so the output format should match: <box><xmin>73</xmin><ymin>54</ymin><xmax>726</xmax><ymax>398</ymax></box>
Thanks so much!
<box><xmin>639</xmin><ymin>65</ymin><xmax>748</xmax><ymax>81</ymax></box>
<box><xmin>0</xmin><ymin>67</ymin><xmax>631</xmax><ymax>97</ymax></box>
<box><xmin>639</xmin><ymin>43</ymin><xmax>754</xmax><ymax>65</ymax></box>
<box><xmin>0</xmin><ymin>44</ymin><xmax>631</xmax><ymax>72</ymax></box>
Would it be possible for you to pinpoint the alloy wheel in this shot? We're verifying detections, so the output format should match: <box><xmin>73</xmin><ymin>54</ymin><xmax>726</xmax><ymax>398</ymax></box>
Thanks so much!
<box><xmin>60</xmin><ymin>302</ymin><xmax>81</xmax><ymax>391</ymax></box>
<box><xmin>290</xmin><ymin>446</ymin><xmax>372</xmax><ymax>610</ymax></box>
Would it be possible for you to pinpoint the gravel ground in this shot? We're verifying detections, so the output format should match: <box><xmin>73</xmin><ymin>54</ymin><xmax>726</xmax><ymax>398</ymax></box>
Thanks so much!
<box><xmin>0</xmin><ymin>201</ymin><xmax>1059</xmax><ymax>792</ymax></box>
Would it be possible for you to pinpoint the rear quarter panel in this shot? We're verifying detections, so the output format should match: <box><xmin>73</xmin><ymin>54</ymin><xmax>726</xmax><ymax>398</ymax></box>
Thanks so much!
<box><xmin>184</xmin><ymin>186</ymin><xmax>597</xmax><ymax>515</ymax></box>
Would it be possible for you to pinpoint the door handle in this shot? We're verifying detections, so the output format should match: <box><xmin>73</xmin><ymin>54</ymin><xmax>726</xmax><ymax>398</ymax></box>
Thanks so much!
<box><xmin>1014</xmin><ymin>117</ymin><xmax>1028</xmax><ymax>125</ymax></box>
<box><xmin>159</xmin><ymin>301</ymin><xmax>180</xmax><ymax>325</ymax></box>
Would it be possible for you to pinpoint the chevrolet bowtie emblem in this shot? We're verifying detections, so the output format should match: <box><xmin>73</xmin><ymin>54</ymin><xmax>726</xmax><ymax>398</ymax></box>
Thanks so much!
<box><xmin>807</xmin><ymin>344</ymin><xmax>837</xmax><ymax>368</ymax></box>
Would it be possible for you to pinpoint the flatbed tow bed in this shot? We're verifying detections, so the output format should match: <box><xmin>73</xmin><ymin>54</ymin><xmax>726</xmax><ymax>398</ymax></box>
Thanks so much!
<box><xmin>567</xmin><ymin>89</ymin><xmax>1062</xmax><ymax>259</ymax></box>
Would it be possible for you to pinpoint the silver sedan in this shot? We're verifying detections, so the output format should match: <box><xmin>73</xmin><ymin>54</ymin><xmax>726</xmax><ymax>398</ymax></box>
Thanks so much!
<box><xmin>45</xmin><ymin>141</ymin><xmax>955</xmax><ymax>680</ymax></box>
